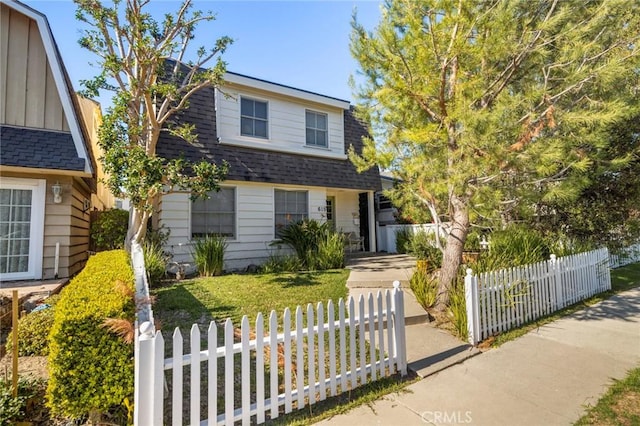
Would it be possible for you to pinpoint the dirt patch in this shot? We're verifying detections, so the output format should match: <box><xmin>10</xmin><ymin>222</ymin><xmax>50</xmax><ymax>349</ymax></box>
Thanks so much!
<box><xmin>0</xmin><ymin>354</ymin><xmax>48</xmax><ymax>380</ymax></box>
<box><xmin>611</xmin><ymin>390</ymin><xmax>640</xmax><ymax>425</ymax></box>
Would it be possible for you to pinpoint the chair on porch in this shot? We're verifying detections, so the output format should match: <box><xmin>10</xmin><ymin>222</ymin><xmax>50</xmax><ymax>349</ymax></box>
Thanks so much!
<box><xmin>343</xmin><ymin>231</ymin><xmax>365</xmax><ymax>253</ymax></box>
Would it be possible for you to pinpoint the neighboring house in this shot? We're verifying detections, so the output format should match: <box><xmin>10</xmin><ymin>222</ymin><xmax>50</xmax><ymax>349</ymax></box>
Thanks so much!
<box><xmin>0</xmin><ymin>0</ymin><xmax>111</xmax><ymax>281</ymax></box>
<box><xmin>156</xmin><ymin>72</ymin><xmax>381</xmax><ymax>270</ymax></box>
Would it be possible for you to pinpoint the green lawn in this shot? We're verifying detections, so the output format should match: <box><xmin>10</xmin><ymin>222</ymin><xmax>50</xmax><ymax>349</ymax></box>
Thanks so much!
<box><xmin>574</xmin><ymin>365</ymin><xmax>640</xmax><ymax>425</ymax></box>
<box><xmin>152</xmin><ymin>269</ymin><xmax>350</xmax><ymax>331</ymax></box>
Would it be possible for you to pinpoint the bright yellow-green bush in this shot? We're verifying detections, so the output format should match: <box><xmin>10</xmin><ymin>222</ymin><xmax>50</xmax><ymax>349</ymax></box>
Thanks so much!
<box><xmin>47</xmin><ymin>250</ymin><xmax>135</xmax><ymax>421</ymax></box>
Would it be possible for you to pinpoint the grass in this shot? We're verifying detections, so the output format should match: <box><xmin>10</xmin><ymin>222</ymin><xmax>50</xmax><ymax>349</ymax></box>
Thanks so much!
<box><xmin>266</xmin><ymin>374</ymin><xmax>418</xmax><ymax>425</ymax></box>
<box><xmin>152</xmin><ymin>269</ymin><xmax>415</xmax><ymax>424</ymax></box>
<box><xmin>152</xmin><ymin>269</ymin><xmax>350</xmax><ymax>331</ymax></box>
<box><xmin>574</xmin><ymin>365</ymin><xmax>640</xmax><ymax>425</ymax></box>
<box><xmin>485</xmin><ymin>262</ymin><xmax>640</xmax><ymax>348</ymax></box>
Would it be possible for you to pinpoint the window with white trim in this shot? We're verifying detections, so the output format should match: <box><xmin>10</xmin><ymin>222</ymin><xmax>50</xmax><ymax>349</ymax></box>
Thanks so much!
<box><xmin>241</xmin><ymin>97</ymin><xmax>268</xmax><ymax>138</ymax></box>
<box><xmin>0</xmin><ymin>189</ymin><xmax>32</xmax><ymax>274</ymax></box>
<box><xmin>305</xmin><ymin>110</ymin><xmax>328</xmax><ymax>147</ymax></box>
<box><xmin>274</xmin><ymin>189</ymin><xmax>308</xmax><ymax>236</ymax></box>
<box><xmin>191</xmin><ymin>187</ymin><xmax>236</xmax><ymax>238</ymax></box>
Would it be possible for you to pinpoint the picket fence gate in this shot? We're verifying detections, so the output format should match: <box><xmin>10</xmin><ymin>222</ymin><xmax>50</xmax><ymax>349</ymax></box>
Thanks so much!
<box><xmin>134</xmin><ymin>283</ymin><xmax>407</xmax><ymax>425</ymax></box>
<box><xmin>465</xmin><ymin>248</ymin><xmax>611</xmax><ymax>345</ymax></box>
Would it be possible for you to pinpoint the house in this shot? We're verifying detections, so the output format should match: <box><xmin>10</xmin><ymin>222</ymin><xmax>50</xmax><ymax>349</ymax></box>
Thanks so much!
<box><xmin>0</xmin><ymin>0</ymin><xmax>112</xmax><ymax>281</ymax></box>
<box><xmin>156</xmin><ymin>72</ymin><xmax>381</xmax><ymax>270</ymax></box>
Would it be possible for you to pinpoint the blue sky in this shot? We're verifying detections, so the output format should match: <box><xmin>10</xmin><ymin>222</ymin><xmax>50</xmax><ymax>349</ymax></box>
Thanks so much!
<box><xmin>25</xmin><ymin>0</ymin><xmax>383</xmax><ymax>108</ymax></box>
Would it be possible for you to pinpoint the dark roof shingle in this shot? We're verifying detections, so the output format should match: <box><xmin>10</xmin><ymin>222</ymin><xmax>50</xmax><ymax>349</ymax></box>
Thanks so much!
<box><xmin>156</xmin><ymin>86</ymin><xmax>381</xmax><ymax>191</ymax></box>
<box><xmin>0</xmin><ymin>125</ymin><xmax>86</xmax><ymax>171</ymax></box>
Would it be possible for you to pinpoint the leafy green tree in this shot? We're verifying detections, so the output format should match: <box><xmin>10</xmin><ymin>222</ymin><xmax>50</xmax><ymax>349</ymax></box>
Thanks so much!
<box><xmin>350</xmin><ymin>0</ymin><xmax>640</xmax><ymax>309</ymax></box>
<box><xmin>75</xmin><ymin>0</ymin><xmax>232</xmax><ymax>250</ymax></box>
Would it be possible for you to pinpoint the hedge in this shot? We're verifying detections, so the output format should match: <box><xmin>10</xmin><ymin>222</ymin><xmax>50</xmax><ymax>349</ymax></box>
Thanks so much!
<box><xmin>47</xmin><ymin>250</ymin><xmax>135</xmax><ymax>421</ymax></box>
<box><xmin>5</xmin><ymin>296</ymin><xmax>57</xmax><ymax>356</ymax></box>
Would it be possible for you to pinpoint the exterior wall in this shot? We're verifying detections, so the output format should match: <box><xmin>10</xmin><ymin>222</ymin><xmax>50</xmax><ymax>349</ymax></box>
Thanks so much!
<box><xmin>0</xmin><ymin>4</ymin><xmax>68</xmax><ymax>131</ymax></box>
<box><xmin>158</xmin><ymin>182</ymin><xmax>363</xmax><ymax>271</ymax></box>
<box><xmin>215</xmin><ymin>86</ymin><xmax>346</xmax><ymax>159</ymax></box>
<box><xmin>75</xmin><ymin>95</ymin><xmax>115</xmax><ymax>210</ymax></box>
<box><xmin>1</xmin><ymin>171</ymin><xmax>91</xmax><ymax>279</ymax></box>
<box><xmin>327</xmin><ymin>190</ymin><xmax>360</xmax><ymax>235</ymax></box>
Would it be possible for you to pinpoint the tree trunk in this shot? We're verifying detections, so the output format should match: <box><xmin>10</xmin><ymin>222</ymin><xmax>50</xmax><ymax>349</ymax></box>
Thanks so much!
<box><xmin>435</xmin><ymin>195</ymin><xmax>469</xmax><ymax>311</ymax></box>
<box><xmin>124</xmin><ymin>206</ymin><xmax>149</xmax><ymax>252</ymax></box>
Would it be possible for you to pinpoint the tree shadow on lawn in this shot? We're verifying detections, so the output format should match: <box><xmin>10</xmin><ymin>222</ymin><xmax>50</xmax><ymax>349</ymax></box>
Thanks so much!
<box><xmin>267</xmin><ymin>273</ymin><xmax>322</xmax><ymax>287</ymax></box>
<box><xmin>153</xmin><ymin>283</ymin><xmax>236</xmax><ymax>332</ymax></box>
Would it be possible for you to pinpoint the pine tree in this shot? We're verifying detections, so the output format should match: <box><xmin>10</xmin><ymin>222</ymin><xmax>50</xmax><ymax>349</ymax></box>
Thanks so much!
<box><xmin>350</xmin><ymin>0</ymin><xmax>640</xmax><ymax>309</ymax></box>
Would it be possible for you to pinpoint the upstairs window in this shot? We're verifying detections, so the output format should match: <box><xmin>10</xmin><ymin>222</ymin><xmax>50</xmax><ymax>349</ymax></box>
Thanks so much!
<box><xmin>274</xmin><ymin>189</ymin><xmax>308</xmax><ymax>237</ymax></box>
<box><xmin>241</xmin><ymin>97</ymin><xmax>268</xmax><ymax>138</ymax></box>
<box><xmin>305</xmin><ymin>110</ymin><xmax>328</xmax><ymax>147</ymax></box>
<box><xmin>191</xmin><ymin>187</ymin><xmax>236</xmax><ymax>238</ymax></box>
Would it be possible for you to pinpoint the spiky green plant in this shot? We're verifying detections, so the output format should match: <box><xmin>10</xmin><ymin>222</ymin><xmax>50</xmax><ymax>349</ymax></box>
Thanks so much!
<box><xmin>193</xmin><ymin>234</ymin><xmax>227</xmax><ymax>276</ymax></box>
<box><xmin>410</xmin><ymin>269</ymin><xmax>438</xmax><ymax>310</ymax></box>
<box><xmin>314</xmin><ymin>232</ymin><xmax>346</xmax><ymax>270</ymax></box>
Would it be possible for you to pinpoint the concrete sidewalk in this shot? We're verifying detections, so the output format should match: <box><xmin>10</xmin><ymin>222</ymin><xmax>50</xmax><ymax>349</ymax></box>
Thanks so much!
<box><xmin>319</xmin><ymin>286</ymin><xmax>640</xmax><ymax>426</ymax></box>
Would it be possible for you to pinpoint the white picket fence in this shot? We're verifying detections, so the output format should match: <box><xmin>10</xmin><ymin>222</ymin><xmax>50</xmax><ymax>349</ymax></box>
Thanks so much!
<box><xmin>134</xmin><ymin>284</ymin><xmax>407</xmax><ymax>425</ymax></box>
<box><xmin>609</xmin><ymin>243</ymin><xmax>640</xmax><ymax>269</ymax></box>
<box><xmin>465</xmin><ymin>248</ymin><xmax>611</xmax><ymax>345</ymax></box>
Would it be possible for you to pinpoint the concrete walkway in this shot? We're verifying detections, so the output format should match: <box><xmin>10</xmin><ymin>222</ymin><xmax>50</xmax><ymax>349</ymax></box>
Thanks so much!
<box><xmin>318</xmin><ymin>286</ymin><xmax>640</xmax><ymax>426</ymax></box>
<box><xmin>345</xmin><ymin>254</ymin><xmax>480</xmax><ymax>377</ymax></box>
<box><xmin>0</xmin><ymin>278</ymin><xmax>67</xmax><ymax>299</ymax></box>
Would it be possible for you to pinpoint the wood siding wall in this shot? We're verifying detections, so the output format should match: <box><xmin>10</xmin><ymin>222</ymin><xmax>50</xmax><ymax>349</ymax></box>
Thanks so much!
<box><xmin>158</xmin><ymin>182</ymin><xmax>361</xmax><ymax>270</ymax></box>
<box><xmin>41</xmin><ymin>176</ymin><xmax>90</xmax><ymax>279</ymax></box>
<box><xmin>215</xmin><ymin>85</ymin><xmax>346</xmax><ymax>159</ymax></box>
<box><xmin>0</xmin><ymin>4</ymin><xmax>68</xmax><ymax>131</ymax></box>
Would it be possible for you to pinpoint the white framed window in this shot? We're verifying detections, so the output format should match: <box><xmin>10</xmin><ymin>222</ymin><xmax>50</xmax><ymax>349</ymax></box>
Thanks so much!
<box><xmin>274</xmin><ymin>189</ymin><xmax>308</xmax><ymax>237</ymax></box>
<box><xmin>0</xmin><ymin>178</ymin><xmax>45</xmax><ymax>281</ymax></box>
<box><xmin>241</xmin><ymin>97</ymin><xmax>268</xmax><ymax>138</ymax></box>
<box><xmin>191</xmin><ymin>187</ymin><xmax>236</xmax><ymax>238</ymax></box>
<box><xmin>305</xmin><ymin>110</ymin><xmax>328</xmax><ymax>147</ymax></box>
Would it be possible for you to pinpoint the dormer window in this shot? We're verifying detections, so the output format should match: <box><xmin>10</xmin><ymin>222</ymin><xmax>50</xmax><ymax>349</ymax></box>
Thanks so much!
<box><xmin>305</xmin><ymin>110</ymin><xmax>328</xmax><ymax>148</ymax></box>
<box><xmin>241</xmin><ymin>97</ymin><xmax>268</xmax><ymax>138</ymax></box>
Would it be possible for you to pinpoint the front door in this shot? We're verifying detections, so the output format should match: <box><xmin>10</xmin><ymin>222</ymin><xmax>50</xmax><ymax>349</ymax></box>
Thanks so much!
<box><xmin>326</xmin><ymin>196</ymin><xmax>335</xmax><ymax>231</ymax></box>
<box><xmin>0</xmin><ymin>178</ymin><xmax>45</xmax><ymax>281</ymax></box>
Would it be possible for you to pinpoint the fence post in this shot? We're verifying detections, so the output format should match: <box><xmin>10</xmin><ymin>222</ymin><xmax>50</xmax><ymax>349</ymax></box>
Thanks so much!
<box><xmin>134</xmin><ymin>321</ymin><xmax>163</xmax><ymax>426</ymax></box>
<box><xmin>550</xmin><ymin>254</ymin><xmax>564</xmax><ymax>310</ymax></box>
<box><xmin>464</xmin><ymin>269</ymin><xmax>480</xmax><ymax>345</ymax></box>
<box><xmin>131</xmin><ymin>242</ymin><xmax>154</xmax><ymax>326</ymax></box>
<box><xmin>392</xmin><ymin>281</ymin><xmax>407</xmax><ymax>376</ymax></box>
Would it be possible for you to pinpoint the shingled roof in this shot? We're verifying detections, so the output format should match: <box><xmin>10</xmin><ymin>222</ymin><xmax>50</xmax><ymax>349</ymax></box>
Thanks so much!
<box><xmin>156</xmin><ymin>86</ymin><xmax>381</xmax><ymax>191</ymax></box>
<box><xmin>0</xmin><ymin>125</ymin><xmax>86</xmax><ymax>171</ymax></box>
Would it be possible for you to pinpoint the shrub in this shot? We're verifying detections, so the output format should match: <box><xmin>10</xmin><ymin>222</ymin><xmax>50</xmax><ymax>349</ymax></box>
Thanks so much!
<box><xmin>90</xmin><ymin>209</ymin><xmax>129</xmax><ymax>251</ymax></box>
<box><xmin>314</xmin><ymin>232</ymin><xmax>346</xmax><ymax>270</ymax></box>
<box><xmin>143</xmin><ymin>240</ymin><xmax>168</xmax><ymax>285</ymax></box>
<box><xmin>395</xmin><ymin>227</ymin><xmax>412</xmax><ymax>254</ymax></box>
<box><xmin>475</xmin><ymin>226</ymin><xmax>550</xmax><ymax>272</ymax></box>
<box><xmin>409</xmin><ymin>231</ymin><xmax>442</xmax><ymax>270</ymax></box>
<box><xmin>47</xmin><ymin>250</ymin><xmax>135</xmax><ymax>422</ymax></box>
<box><xmin>193</xmin><ymin>234</ymin><xmax>227</xmax><ymax>276</ymax></box>
<box><xmin>448</xmin><ymin>279</ymin><xmax>468</xmax><ymax>341</ymax></box>
<box><xmin>5</xmin><ymin>296</ymin><xmax>58</xmax><ymax>356</ymax></box>
<box><xmin>260</xmin><ymin>254</ymin><xmax>302</xmax><ymax>273</ymax></box>
<box><xmin>275</xmin><ymin>219</ymin><xmax>328</xmax><ymax>269</ymax></box>
<box><xmin>410</xmin><ymin>269</ymin><xmax>438</xmax><ymax>310</ymax></box>
<box><xmin>0</xmin><ymin>377</ymin><xmax>47</xmax><ymax>425</ymax></box>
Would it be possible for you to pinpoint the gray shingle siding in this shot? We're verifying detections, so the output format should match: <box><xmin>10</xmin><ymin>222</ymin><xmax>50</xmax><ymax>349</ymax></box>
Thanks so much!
<box><xmin>156</xmin><ymin>86</ymin><xmax>381</xmax><ymax>191</ymax></box>
<box><xmin>0</xmin><ymin>125</ymin><xmax>86</xmax><ymax>171</ymax></box>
